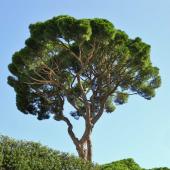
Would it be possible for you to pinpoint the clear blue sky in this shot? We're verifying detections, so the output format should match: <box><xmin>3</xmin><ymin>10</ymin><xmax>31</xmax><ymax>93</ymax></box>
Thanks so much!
<box><xmin>0</xmin><ymin>0</ymin><xmax>170</xmax><ymax>168</ymax></box>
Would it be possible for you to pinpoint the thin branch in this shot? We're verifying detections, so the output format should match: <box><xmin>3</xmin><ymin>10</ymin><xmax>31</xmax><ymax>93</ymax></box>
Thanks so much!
<box><xmin>127</xmin><ymin>92</ymin><xmax>138</xmax><ymax>95</ymax></box>
<box><xmin>57</xmin><ymin>39</ymin><xmax>83</xmax><ymax>65</ymax></box>
<box><xmin>84</xmin><ymin>42</ymin><xmax>96</xmax><ymax>66</ymax></box>
<box><xmin>66</xmin><ymin>96</ymin><xmax>86</xmax><ymax>119</ymax></box>
<box><xmin>60</xmin><ymin>115</ymin><xmax>80</xmax><ymax>146</ymax></box>
<box><xmin>91</xmin><ymin>102</ymin><xmax>105</xmax><ymax>125</ymax></box>
<box><xmin>79</xmin><ymin>102</ymin><xmax>92</xmax><ymax>144</ymax></box>
<box><xmin>77</xmin><ymin>74</ymin><xmax>87</xmax><ymax>101</ymax></box>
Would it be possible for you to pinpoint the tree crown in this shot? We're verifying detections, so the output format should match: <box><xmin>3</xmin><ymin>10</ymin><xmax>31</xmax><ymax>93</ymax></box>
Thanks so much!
<box><xmin>8</xmin><ymin>15</ymin><xmax>161</xmax><ymax>121</ymax></box>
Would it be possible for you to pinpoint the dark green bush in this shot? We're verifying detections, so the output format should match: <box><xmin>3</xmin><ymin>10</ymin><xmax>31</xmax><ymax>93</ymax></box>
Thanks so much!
<box><xmin>0</xmin><ymin>135</ymin><xmax>99</xmax><ymax>170</ymax></box>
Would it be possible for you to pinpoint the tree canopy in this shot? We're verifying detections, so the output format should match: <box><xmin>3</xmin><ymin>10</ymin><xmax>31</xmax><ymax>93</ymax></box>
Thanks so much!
<box><xmin>8</xmin><ymin>15</ymin><xmax>161</xmax><ymax>161</ymax></box>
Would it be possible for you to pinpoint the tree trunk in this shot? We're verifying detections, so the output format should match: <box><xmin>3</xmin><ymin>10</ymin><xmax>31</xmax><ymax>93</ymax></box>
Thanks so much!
<box><xmin>63</xmin><ymin>102</ymin><xmax>94</xmax><ymax>162</ymax></box>
<box><xmin>64</xmin><ymin>115</ymin><xmax>93</xmax><ymax>162</ymax></box>
<box><xmin>76</xmin><ymin>135</ymin><xmax>92</xmax><ymax>162</ymax></box>
<box><xmin>75</xmin><ymin>102</ymin><xmax>93</xmax><ymax>161</ymax></box>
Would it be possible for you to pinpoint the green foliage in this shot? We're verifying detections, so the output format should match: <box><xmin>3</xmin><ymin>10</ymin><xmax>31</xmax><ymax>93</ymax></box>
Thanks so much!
<box><xmin>101</xmin><ymin>159</ymin><xmax>170</xmax><ymax>170</ymax></box>
<box><xmin>105</xmin><ymin>96</ymin><xmax>116</xmax><ymax>113</ymax></box>
<box><xmin>114</xmin><ymin>92</ymin><xmax>129</xmax><ymax>105</ymax></box>
<box><xmin>0</xmin><ymin>135</ymin><xmax>99</xmax><ymax>170</ymax></box>
<box><xmin>0</xmin><ymin>135</ymin><xmax>169</xmax><ymax>170</ymax></box>
<box><xmin>8</xmin><ymin>15</ymin><xmax>161</xmax><ymax>121</ymax></box>
<box><xmin>90</xmin><ymin>18</ymin><xmax>116</xmax><ymax>42</ymax></box>
<box><xmin>150</xmin><ymin>168</ymin><xmax>170</xmax><ymax>170</ymax></box>
<box><xmin>101</xmin><ymin>158</ymin><xmax>142</xmax><ymax>170</ymax></box>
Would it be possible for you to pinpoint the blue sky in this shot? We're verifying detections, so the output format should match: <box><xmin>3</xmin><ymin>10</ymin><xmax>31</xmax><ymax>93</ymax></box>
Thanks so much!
<box><xmin>0</xmin><ymin>0</ymin><xmax>170</xmax><ymax>168</ymax></box>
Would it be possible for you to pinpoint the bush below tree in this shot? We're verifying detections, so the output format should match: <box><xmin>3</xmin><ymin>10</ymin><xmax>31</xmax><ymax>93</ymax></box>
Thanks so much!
<box><xmin>0</xmin><ymin>135</ymin><xmax>169</xmax><ymax>170</ymax></box>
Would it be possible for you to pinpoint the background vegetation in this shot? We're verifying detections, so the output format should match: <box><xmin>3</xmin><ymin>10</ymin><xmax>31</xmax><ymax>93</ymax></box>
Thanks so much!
<box><xmin>0</xmin><ymin>135</ymin><xmax>169</xmax><ymax>170</ymax></box>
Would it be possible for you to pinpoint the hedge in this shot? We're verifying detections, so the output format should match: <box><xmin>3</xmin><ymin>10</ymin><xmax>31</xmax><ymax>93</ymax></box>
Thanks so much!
<box><xmin>0</xmin><ymin>135</ymin><xmax>99</xmax><ymax>170</ymax></box>
<box><xmin>0</xmin><ymin>135</ymin><xmax>169</xmax><ymax>170</ymax></box>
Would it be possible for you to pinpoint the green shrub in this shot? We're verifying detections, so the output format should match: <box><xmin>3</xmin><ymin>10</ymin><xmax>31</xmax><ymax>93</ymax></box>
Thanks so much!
<box><xmin>101</xmin><ymin>158</ymin><xmax>142</xmax><ymax>170</ymax></box>
<box><xmin>101</xmin><ymin>159</ymin><xmax>170</xmax><ymax>170</ymax></box>
<box><xmin>0</xmin><ymin>135</ymin><xmax>169</xmax><ymax>170</ymax></box>
<box><xmin>0</xmin><ymin>135</ymin><xmax>99</xmax><ymax>170</ymax></box>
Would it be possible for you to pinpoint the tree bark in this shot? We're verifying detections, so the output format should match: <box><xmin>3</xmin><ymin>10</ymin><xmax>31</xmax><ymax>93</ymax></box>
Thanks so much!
<box><xmin>76</xmin><ymin>135</ymin><xmax>92</xmax><ymax>162</ymax></box>
<box><xmin>62</xmin><ymin>102</ymin><xmax>94</xmax><ymax>161</ymax></box>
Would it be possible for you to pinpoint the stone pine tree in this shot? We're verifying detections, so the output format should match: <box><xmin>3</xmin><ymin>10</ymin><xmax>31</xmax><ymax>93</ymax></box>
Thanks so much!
<box><xmin>8</xmin><ymin>15</ymin><xmax>161</xmax><ymax>161</ymax></box>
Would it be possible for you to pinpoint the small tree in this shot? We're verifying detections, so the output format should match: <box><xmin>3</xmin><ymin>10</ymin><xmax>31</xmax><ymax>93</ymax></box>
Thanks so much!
<box><xmin>8</xmin><ymin>15</ymin><xmax>161</xmax><ymax>161</ymax></box>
